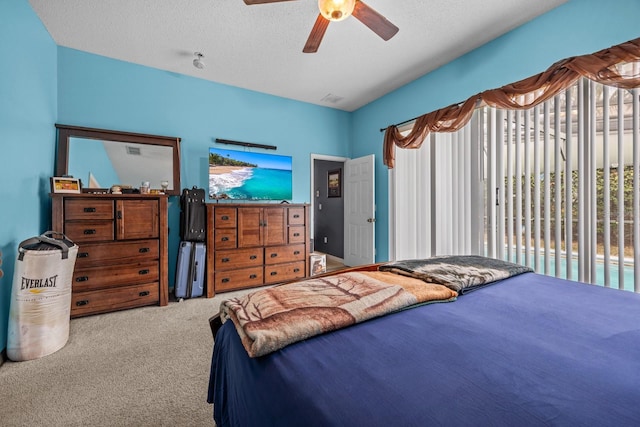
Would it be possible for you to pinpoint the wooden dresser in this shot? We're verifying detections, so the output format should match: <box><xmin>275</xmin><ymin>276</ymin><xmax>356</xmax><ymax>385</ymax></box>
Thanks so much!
<box><xmin>206</xmin><ymin>203</ymin><xmax>310</xmax><ymax>296</ymax></box>
<box><xmin>51</xmin><ymin>194</ymin><xmax>169</xmax><ymax>317</ymax></box>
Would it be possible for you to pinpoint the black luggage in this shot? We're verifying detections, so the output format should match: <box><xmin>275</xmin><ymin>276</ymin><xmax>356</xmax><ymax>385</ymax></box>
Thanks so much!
<box><xmin>175</xmin><ymin>241</ymin><xmax>206</xmax><ymax>299</ymax></box>
<box><xmin>180</xmin><ymin>186</ymin><xmax>206</xmax><ymax>242</ymax></box>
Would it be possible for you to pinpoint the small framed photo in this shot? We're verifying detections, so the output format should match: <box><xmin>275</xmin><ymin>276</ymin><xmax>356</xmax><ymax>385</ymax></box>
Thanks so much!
<box><xmin>51</xmin><ymin>177</ymin><xmax>81</xmax><ymax>194</ymax></box>
<box><xmin>328</xmin><ymin>169</ymin><xmax>341</xmax><ymax>198</ymax></box>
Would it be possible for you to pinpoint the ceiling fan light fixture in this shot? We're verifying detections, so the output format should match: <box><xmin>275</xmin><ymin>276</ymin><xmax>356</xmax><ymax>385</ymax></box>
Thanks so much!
<box><xmin>193</xmin><ymin>52</ymin><xmax>205</xmax><ymax>69</ymax></box>
<box><xmin>318</xmin><ymin>0</ymin><xmax>356</xmax><ymax>22</ymax></box>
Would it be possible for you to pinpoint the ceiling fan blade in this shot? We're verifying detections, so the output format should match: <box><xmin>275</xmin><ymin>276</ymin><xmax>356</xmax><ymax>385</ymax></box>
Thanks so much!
<box><xmin>243</xmin><ymin>0</ymin><xmax>297</xmax><ymax>4</ymax></box>
<box><xmin>303</xmin><ymin>14</ymin><xmax>330</xmax><ymax>53</ymax></box>
<box><xmin>352</xmin><ymin>1</ymin><xmax>399</xmax><ymax>41</ymax></box>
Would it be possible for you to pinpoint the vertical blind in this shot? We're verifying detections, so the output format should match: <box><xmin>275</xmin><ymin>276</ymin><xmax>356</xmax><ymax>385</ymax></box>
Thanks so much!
<box><xmin>391</xmin><ymin>78</ymin><xmax>640</xmax><ymax>292</ymax></box>
<box><xmin>389</xmin><ymin>117</ymin><xmax>483</xmax><ymax>260</ymax></box>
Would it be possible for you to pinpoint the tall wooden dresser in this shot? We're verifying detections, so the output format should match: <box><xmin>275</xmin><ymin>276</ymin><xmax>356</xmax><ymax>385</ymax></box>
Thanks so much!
<box><xmin>51</xmin><ymin>194</ymin><xmax>169</xmax><ymax>317</ymax></box>
<box><xmin>206</xmin><ymin>203</ymin><xmax>310</xmax><ymax>296</ymax></box>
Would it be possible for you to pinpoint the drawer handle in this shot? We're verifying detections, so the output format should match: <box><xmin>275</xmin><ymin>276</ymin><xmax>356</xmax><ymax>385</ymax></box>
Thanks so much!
<box><xmin>139</xmin><ymin>269</ymin><xmax>150</xmax><ymax>275</ymax></box>
<box><xmin>249</xmin><ymin>274</ymin><xmax>257</xmax><ymax>279</ymax></box>
<box><xmin>221</xmin><ymin>215</ymin><xmax>229</xmax><ymax>220</ymax></box>
<box><xmin>270</xmin><ymin>271</ymin><xmax>278</xmax><ymax>276</ymax></box>
<box><xmin>83</xmin><ymin>207</ymin><xmax>96</xmax><ymax>213</ymax></box>
<box><xmin>294</xmin><ymin>251</ymin><xmax>300</xmax><ymax>255</ymax></box>
<box><xmin>221</xmin><ymin>236</ymin><xmax>229</xmax><ymax>241</ymax></box>
<box><xmin>75</xmin><ymin>276</ymin><xmax>89</xmax><ymax>282</ymax></box>
<box><xmin>83</xmin><ymin>229</ymin><xmax>96</xmax><ymax>235</ymax></box>
<box><xmin>293</xmin><ymin>233</ymin><xmax>300</xmax><ymax>237</ymax></box>
<box><xmin>294</xmin><ymin>268</ymin><xmax>300</xmax><ymax>273</ymax></box>
<box><xmin>139</xmin><ymin>247</ymin><xmax>150</xmax><ymax>253</ymax></box>
<box><xmin>222</xmin><ymin>278</ymin><xmax>230</xmax><ymax>283</ymax></box>
<box><xmin>139</xmin><ymin>291</ymin><xmax>150</xmax><ymax>297</ymax></box>
<box><xmin>293</xmin><ymin>214</ymin><xmax>300</xmax><ymax>218</ymax></box>
<box><xmin>222</xmin><ymin>258</ymin><xmax>230</xmax><ymax>263</ymax></box>
<box><xmin>76</xmin><ymin>300</ymin><xmax>89</xmax><ymax>306</ymax></box>
<box><xmin>270</xmin><ymin>253</ymin><xmax>278</xmax><ymax>258</ymax></box>
<box><xmin>250</xmin><ymin>255</ymin><xmax>257</xmax><ymax>260</ymax></box>
<box><xmin>78</xmin><ymin>252</ymin><xmax>89</xmax><ymax>258</ymax></box>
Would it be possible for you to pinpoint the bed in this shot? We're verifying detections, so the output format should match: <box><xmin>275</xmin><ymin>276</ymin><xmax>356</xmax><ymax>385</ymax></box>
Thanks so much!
<box><xmin>207</xmin><ymin>256</ymin><xmax>640</xmax><ymax>426</ymax></box>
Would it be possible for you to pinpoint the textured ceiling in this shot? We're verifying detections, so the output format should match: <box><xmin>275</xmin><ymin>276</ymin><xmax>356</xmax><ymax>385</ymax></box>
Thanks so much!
<box><xmin>29</xmin><ymin>0</ymin><xmax>566</xmax><ymax>111</ymax></box>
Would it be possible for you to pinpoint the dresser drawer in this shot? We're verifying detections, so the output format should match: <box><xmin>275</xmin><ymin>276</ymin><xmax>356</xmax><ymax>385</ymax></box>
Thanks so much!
<box><xmin>214</xmin><ymin>229</ymin><xmax>237</xmax><ymax>249</ymax></box>
<box><xmin>75</xmin><ymin>240</ymin><xmax>159</xmax><ymax>267</ymax></box>
<box><xmin>73</xmin><ymin>261</ymin><xmax>159</xmax><ymax>292</ymax></box>
<box><xmin>65</xmin><ymin>220</ymin><xmax>114</xmax><ymax>243</ymax></box>
<box><xmin>215</xmin><ymin>208</ymin><xmax>237</xmax><ymax>228</ymax></box>
<box><xmin>264</xmin><ymin>261</ymin><xmax>306</xmax><ymax>284</ymax></box>
<box><xmin>288</xmin><ymin>226</ymin><xmax>305</xmax><ymax>244</ymax></box>
<box><xmin>71</xmin><ymin>282</ymin><xmax>159</xmax><ymax>317</ymax></box>
<box><xmin>52</xmin><ymin>193</ymin><xmax>169</xmax><ymax>313</ymax></box>
<box><xmin>215</xmin><ymin>248</ymin><xmax>263</xmax><ymax>270</ymax></box>
<box><xmin>65</xmin><ymin>199</ymin><xmax>114</xmax><ymax>220</ymax></box>
<box><xmin>265</xmin><ymin>244</ymin><xmax>305</xmax><ymax>265</ymax></box>
<box><xmin>215</xmin><ymin>267</ymin><xmax>264</xmax><ymax>292</ymax></box>
<box><xmin>288</xmin><ymin>207</ymin><xmax>305</xmax><ymax>225</ymax></box>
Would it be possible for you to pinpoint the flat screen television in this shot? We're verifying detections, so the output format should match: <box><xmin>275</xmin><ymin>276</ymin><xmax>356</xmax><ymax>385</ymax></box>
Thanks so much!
<box><xmin>209</xmin><ymin>148</ymin><xmax>293</xmax><ymax>201</ymax></box>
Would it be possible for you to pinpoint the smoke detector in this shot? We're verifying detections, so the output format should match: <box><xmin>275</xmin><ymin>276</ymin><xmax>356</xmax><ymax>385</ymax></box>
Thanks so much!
<box><xmin>193</xmin><ymin>52</ymin><xmax>205</xmax><ymax>69</ymax></box>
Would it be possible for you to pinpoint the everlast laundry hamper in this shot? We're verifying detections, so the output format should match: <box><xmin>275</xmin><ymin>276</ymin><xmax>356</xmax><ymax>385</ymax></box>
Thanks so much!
<box><xmin>7</xmin><ymin>232</ymin><xmax>78</xmax><ymax>361</ymax></box>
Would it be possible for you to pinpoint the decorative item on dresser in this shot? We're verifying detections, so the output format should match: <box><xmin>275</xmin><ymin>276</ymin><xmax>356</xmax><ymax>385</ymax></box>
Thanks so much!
<box><xmin>206</xmin><ymin>203</ymin><xmax>310</xmax><ymax>297</ymax></box>
<box><xmin>51</xmin><ymin>193</ymin><xmax>169</xmax><ymax>317</ymax></box>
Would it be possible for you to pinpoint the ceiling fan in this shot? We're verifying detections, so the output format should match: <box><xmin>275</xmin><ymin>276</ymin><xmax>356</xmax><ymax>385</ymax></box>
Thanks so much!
<box><xmin>243</xmin><ymin>0</ymin><xmax>399</xmax><ymax>53</ymax></box>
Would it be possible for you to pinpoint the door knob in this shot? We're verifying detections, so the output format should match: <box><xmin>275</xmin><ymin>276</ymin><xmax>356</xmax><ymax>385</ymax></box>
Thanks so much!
<box><xmin>367</xmin><ymin>218</ymin><xmax>376</xmax><ymax>223</ymax></box>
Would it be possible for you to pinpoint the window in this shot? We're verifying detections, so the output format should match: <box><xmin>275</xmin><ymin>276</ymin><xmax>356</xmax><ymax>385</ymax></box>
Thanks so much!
<box><xmin>391</xmin><ymin>79</ymin><xmax>640</xmax><ymax>292</ymax></box>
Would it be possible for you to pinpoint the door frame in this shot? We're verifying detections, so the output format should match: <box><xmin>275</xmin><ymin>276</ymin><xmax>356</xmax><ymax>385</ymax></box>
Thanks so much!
<box><xmin>310</xmin><ymin>154</ymin><xmax>349</xmax><ymax>256</ymax></box>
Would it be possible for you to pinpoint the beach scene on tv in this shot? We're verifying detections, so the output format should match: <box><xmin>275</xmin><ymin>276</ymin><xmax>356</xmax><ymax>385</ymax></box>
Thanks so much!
<box><xmin>209</xmin><ymin>148</ymin><xmax>293</xmax><ymax>200</ymax></box>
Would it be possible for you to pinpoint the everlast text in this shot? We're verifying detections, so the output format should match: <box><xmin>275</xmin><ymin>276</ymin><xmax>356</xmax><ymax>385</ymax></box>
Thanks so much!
<box><xmin>21</xmin><ymin>275</ymin><xmax>58</xmax><ymax>290</ymax></box>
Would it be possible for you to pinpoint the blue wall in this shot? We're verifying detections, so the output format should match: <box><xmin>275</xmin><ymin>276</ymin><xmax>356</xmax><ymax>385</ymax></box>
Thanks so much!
<box><xmin>2</xmin><ymin>0</ymin><xmax>352</xmax><ymax>353</ymax></box>
<box><xmin>351</xmin><ymin>0</ymin><xmax>640</xmax><ymax>261</ymax></box>
<box><xmin>56</xmin><ymin>48</ymin><xmax>352</xmax><ymax>196</ymax></box>
<box><xmin>56</xmin><ymin>47</ymin><xmax>352</xmax><ymax>295</ymax></box>
<box><xmin>0</xmin><ymin>0</ymin><xmax>58</xmax><ymax>353</ymax></box>
<box><xmin>2</xmin><ymin>0</ymin><xmax>639</xmax><ymax>353</ymax></box>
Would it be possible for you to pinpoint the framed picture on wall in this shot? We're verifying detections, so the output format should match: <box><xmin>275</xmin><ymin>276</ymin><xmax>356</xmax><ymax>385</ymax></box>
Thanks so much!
<box><xmin>328</xmin><ymin>169</ymin><xmax>341</xmax><ymax>198</ymax></box>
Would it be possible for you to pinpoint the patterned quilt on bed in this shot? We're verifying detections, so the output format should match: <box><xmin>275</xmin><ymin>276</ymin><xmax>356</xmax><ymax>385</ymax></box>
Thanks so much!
<box><xmin>218</xmin><ymin>271</ymin><xmax>457</xmax><ymax>357</ymax></box>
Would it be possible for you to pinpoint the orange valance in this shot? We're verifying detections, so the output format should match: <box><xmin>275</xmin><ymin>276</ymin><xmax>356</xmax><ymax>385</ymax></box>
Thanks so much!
<box><xmin>384</xmin><ymin>37</ymin><xmax>640</xmax><ymax>168</ymax></box>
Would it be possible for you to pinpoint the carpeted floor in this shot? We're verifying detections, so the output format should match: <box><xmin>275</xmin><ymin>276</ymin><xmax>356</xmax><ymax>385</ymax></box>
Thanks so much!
<box><xmin>0</xmin><ymin>288</ymin><xmax>257</xmax><ymax>427</ymax></box>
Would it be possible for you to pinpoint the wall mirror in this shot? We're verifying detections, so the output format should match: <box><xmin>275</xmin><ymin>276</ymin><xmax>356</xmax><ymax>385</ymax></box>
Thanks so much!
<box><xmin>55</xmin><ymin>124</ymin><xmax>181</xmax><ymax>196</ymax></box>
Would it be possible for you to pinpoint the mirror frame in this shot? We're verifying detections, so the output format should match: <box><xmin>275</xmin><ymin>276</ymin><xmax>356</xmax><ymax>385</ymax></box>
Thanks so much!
<box><xmin>55</xmin><ymin>124</ymin><xmax>181</xmax><ymax>196</ymax></box>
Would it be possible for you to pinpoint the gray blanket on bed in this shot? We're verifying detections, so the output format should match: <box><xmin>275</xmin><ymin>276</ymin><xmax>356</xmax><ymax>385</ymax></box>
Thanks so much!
<box><xmin>379</xmin><ymin>255</ymin><xmax>534</xmax><ymax>294</ymax></box>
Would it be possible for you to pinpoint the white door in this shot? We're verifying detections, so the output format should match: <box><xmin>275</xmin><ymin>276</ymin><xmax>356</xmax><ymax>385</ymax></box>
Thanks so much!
<box><xmin>344</xmin><ymin>155</ymin><xmax>375</xmax><ymax>266</ymax></box>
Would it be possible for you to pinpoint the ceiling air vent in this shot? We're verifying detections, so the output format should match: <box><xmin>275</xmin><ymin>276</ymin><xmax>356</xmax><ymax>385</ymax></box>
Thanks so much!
<box><xmin>126</xmin><ymin>146</ymin><xmax>141</xmax><ymax>155</ymax></box>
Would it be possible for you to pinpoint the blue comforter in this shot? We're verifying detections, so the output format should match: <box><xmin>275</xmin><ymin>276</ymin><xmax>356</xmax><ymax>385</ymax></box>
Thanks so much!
<box><xmin>208</xmin><ymin>273</ymin><xmax>640</xmax><ymax>426</ymax></box>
